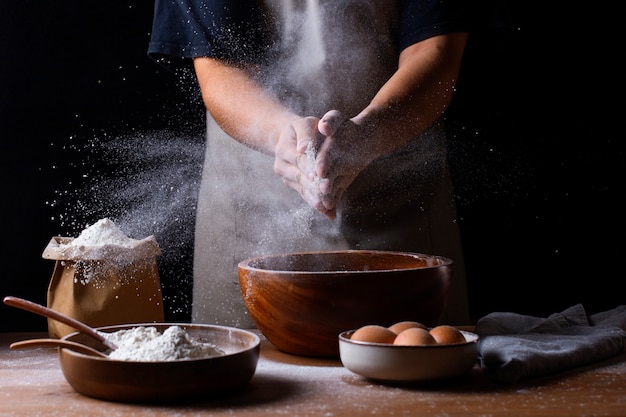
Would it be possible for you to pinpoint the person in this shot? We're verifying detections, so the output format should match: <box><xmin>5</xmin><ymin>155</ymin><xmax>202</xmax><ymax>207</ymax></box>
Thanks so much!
<box><xmin>149</xmin><ymin>0</ymin><xmax>475</xmax><ymax>328</ymax></box>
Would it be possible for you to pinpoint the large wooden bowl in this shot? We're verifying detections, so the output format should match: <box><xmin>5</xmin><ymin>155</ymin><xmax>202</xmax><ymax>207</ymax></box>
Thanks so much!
<box><xmin>60</xmin><ymin>323</ymin><xmax>260</xmax><ymax>403</ymax></box>
<box><xmin>238</xmin><ymin>250</ymin><xmax>452</xmax><ymax>357</ymax></box>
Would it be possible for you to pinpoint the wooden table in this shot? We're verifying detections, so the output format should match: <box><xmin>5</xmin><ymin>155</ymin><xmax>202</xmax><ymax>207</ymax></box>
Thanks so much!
<box><xmin>1</xmin><ymin>332</ymin><xmax>625</xmax><ymax>416</ymax></box>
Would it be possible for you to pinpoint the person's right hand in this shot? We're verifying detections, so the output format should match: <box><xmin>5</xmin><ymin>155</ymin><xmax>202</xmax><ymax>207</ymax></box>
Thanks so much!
<box><xmin>273</xmin><ymin>117</ymin><xmax>335</xmax><ymax>218</ymax></box>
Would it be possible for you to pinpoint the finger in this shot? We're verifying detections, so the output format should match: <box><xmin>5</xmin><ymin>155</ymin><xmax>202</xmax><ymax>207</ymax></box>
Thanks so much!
<box><xmin>296</xmin><ymin>178</ymin><xmax>336</xmax><ymax>219</ymax></box>
<box><xmin>314</xmin><ymin>176</ymin><xmax>331</xmax><ymax>195</ymax></box>
<box><xmin>321</xmin><ymin>189</ymin><xmax>343</xmax><ymax>212</ymax></box>
<box><xmin>278</xmin><ymin>168</ymin><xmax>302</xmax><ymax>191</ymax></box>
<box><xmin>295</xmin><ymin>117</ymin><xmax>321</xmax><ymax>153</ymax></box>
<box><xmin>276</xmin><ymin>155</ymin><xmax>322</xmax><ymax>204</ymax></box>
<box><xmin>318</xmin><ymin>110</ymin><xmax>344</xmax><ymax>136</ymax></box>
<box><xmin>320</xmin><ymin>207</ymin><xmax>336</xmax><ymax>220</ymax></box>
<box><xmin>314</xmin><ymin>142</ymin><xmax>333</xmax><ymax>179</ymax></box>
<box><xmin>320</xmin><ymin>177</ymin><xmax>348</xmax><ymax>210</ymax></box>
<box><xmin>274</xmin><ymin>153</ymin><xmax>302</xmax><ymax>186</ymax></box>
<box><xmin>306</xmin><ymin>189</ymin><xmax>336</xmax><ymax>219</ymax></box>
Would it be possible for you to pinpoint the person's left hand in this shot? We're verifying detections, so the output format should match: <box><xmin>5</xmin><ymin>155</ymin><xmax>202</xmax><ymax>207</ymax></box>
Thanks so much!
<box><xmin>313</xmin><ymin>110</ymin><xmax>377</xmax><ymax>219</ymax></box>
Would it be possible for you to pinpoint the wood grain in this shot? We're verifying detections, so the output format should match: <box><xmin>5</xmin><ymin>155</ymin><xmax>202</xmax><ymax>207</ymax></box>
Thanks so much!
<box><xmin>2</xmin><ymin>332</ymin><xmax>625</xmax><ymax>416</ymax></box>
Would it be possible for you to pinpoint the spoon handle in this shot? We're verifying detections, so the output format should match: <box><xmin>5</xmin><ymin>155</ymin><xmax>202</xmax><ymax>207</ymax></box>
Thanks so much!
<box><xmin>10</xmin><ymin>338</ymin><xmax>109</xmax><ymax>358</ymax></box>
<box><xmin>3</xmin><ymin>296</ymin><xmax>118</xmax><ymax>350</ymax></box>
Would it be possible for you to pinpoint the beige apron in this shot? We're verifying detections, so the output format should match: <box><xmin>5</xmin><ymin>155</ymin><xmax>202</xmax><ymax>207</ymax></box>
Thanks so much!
<box><xmin>193</xmin><ymin>0</ymin><xmax>469</xmax><ymax>328</ymax></box>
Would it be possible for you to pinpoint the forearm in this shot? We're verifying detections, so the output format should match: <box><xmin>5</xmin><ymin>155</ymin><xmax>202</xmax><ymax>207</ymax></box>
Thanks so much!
<box><xmin>350</xmin><ymin>33</ymin><xmax>468</xmax><ymax>158</ymax></box>
<box><xmin>193</xmin><ymin>57</ymin><xmax>299</xmax><ymax>155</ymax></box>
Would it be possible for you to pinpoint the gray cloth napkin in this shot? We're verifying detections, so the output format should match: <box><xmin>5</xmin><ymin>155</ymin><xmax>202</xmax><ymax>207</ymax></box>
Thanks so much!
<box><xmin>475</xmin><ymin>304</ymin><xmax>626</xmax><ymax>383</ymax></box>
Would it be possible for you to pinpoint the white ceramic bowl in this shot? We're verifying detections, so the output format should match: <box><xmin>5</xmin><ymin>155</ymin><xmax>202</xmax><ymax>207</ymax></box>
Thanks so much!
<box><xmin>339</xmin><ymin>329</ymin><xmax>479</xmax><ymax>382</ymax></box>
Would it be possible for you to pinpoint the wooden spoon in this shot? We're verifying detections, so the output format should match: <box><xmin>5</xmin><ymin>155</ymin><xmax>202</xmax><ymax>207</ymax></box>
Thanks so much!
<box><xmin>3</xmin><ymin>296</ymin><xmax>118</xmax><ymax>350</ymax></box>
<box><xmin>10</xmin><ymin>338</ymin><xmax>109</xmax><ymax>358</ymax></box>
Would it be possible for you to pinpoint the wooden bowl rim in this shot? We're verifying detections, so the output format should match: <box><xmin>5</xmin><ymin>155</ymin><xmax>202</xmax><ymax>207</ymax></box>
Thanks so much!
<box><xmin>237</xmin><ymin>250</ymin><xmax>453</xmax><ymax>274</ymax></box>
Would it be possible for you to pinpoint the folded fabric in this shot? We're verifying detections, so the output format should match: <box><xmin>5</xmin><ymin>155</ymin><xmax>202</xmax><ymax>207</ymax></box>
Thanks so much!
<box><xmin>475</xmin><ymin>304</ymin><xmax>626</xmax><ymax>383</ymax></box>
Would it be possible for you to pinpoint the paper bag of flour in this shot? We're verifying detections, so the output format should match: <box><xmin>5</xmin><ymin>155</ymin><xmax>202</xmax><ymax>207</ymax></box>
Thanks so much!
<box><xmin>42</xmin><ymin>219</ymin><xmax>164</xmax><ymax>339</ymax></box>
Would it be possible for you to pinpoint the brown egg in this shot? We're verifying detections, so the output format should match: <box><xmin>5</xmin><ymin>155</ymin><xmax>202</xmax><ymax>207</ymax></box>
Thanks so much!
<box><xmin>393</xmin><ymin>327</ymin><xmax>436</xmax><ymax>346</ymax></box>
<box><xmin>388</xmin><ymin>320</ymin><xmax>428</xmax><ymax>334</ymax></box>
<box><xmin>351</xmin><ymin>325</ymin><xmax>396</xmax><ymax>344</ymax></box>
<box><xmin>429</xmin><ymin>325</ymin><xmax>466</xmax><ymax>344</ymax></box>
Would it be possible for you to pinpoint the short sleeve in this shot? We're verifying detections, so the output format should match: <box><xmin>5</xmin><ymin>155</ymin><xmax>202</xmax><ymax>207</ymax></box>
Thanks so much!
<box><xmin>397</xmin><ymin>0</ymin><xmax>477</xmax><ymax>51</ymax></box>
<box><xmin>148</xmin><ymin>0</ymin><xmax>270</xmax><ymax>67</ymax></box>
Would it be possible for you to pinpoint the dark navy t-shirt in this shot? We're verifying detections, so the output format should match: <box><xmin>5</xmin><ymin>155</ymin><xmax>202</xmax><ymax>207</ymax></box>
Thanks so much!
<box><xmin>148</xmin><ymin>0</ymin><xmax>475</xmax><ymax>67</ymax></box>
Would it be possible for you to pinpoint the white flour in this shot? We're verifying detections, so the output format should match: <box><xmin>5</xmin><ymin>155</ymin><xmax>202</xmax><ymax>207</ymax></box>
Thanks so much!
<box><xmin>69</xmin><ymin>218</ymin><xmax>135</xmax><ymax>247</ymax></box>
<box><xmin>47</xmin><ymin>218</ymin><xmax>161</xmax><ymax>282</ymax></box>
<box><xmin>305</xmin><ymin>141</ymin><xmax>322</xmax><ymax>186</ymax></box>
<box><xmin>105</xmin><ymin>326</ymin><xmax>224</xmax><ymax>361</ymax></box>
<box><xmin>48</xmin><ymin>218</ymin><xmax>162</xmax><ymax>285</ymax></box>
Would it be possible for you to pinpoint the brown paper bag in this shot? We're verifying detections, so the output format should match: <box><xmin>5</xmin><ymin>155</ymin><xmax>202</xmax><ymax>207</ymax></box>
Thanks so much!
<box><xmin>42</xmin><ymin>236</ymin><xmax>164</xmax><ymax>339</ymax></box>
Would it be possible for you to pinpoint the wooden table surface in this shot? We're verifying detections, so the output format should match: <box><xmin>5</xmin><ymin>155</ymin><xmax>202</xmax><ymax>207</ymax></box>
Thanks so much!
<box><xmin>1</xmin><ymin>331</ymin><xmax>625</xmax><ymax>417</ymax></box>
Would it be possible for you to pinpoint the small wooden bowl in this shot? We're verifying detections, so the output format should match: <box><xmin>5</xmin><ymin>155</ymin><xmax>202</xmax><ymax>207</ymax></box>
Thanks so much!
<box><xmin>59</xmin><ymin>323</ymin><xmax>260</xmax><ymax>403</ymax></box>
<box><xmin>238</xmin><ymin>250</ymin><xmax>452</xmax><ymax>357</ymax></box>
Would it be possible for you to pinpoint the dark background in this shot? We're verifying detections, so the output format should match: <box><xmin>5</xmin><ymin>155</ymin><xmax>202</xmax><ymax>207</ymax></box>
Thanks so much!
<box><xmin>1</xmin><ymin>1</ymin><xmax>623</xmax><ymax>331</ymax></box>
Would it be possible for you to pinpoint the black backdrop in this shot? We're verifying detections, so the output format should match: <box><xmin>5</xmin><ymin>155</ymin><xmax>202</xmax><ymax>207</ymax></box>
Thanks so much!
<box><xmin>1</xmin><ymin>1</ymin><xmax>624</xmax><ymax>331</ymax></box>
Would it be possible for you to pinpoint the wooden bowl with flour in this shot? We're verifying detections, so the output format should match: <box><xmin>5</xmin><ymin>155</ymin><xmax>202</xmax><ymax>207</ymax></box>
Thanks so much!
<box><xmin>59</xmin><ymin>323</ymin><xmax>260</xmax><ymax>403</ymax></box>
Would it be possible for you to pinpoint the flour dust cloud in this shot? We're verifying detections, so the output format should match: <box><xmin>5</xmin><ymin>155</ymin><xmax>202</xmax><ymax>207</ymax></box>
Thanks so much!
<box><xmin>49</xmin><ymin>130</ymin><xmax>205</xmax><ymax>318</ymax></box>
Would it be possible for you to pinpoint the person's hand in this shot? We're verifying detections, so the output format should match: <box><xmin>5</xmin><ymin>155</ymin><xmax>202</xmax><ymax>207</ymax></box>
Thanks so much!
<box><xmin>273</xmin><ymin>110</ymin><xmax>378</xmax><ymax>220</ymax></box>
<box><xmin>314</xmin><ymin>110</ymin><xmax>377</xmax><ymax>219</ymax></box>
<box><xmin>273</xmin><ymin>117</ymin><xmax>335</xmax><ymax>218</ymax></box>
